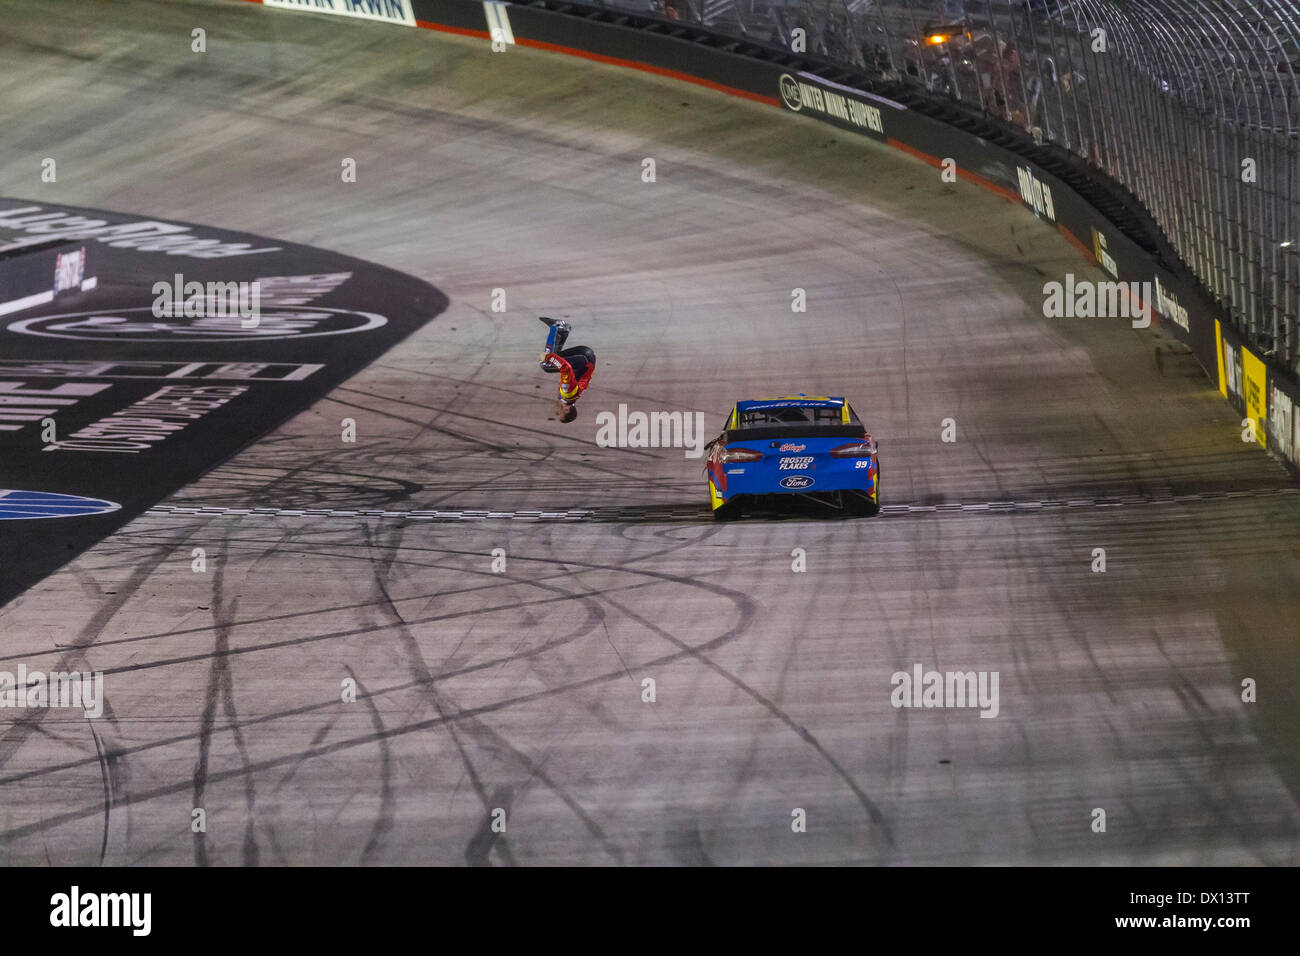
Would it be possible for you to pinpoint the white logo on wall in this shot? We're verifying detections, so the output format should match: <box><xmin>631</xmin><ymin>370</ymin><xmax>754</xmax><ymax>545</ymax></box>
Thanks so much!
<box><xmin>483</xmin><ymin>1</ymin><xmax>515</xmax><ymax>46</ymax></box>
<box><xmin>779</xmin><ymin>75</ymin><xmax>803</xmax><ymax>111</ymax></box>
<box><xmin>1017</xmin><ymin>167</ymin><xmax>1055</xmax><ymax>222</ymax></box>
<box><xmin>9</xmin><ymin>306</ymin><xmax>387</xmax><ymax>342</ymax></box>
<box><xmin>262</xmin><ymin>0</ymin><xmax>416</xmax><ymax>27</ymax></box>
<box><xmin>1223</xmin><ymin>341</ymin><xmax>1242</xmax><ymax>398</ymax></box>
<box><xmin>1092</xmin><ymin>229</ymin><xmax>1118</xmax><ymax>278</ymax></box>
<box><xmin>1153</xmin><ymin>276</ymin><xmax>1190</xmax><ymax>332</ymax></box>
<box><xmin>777</xmin><ymin>74</ymin><xmax>884</xmax><ymax>135</ymax></box>
<box><xmin>1269</xmin><ymin>382</ymin><xmax>1296</xmax><ymax>466</ymax></box>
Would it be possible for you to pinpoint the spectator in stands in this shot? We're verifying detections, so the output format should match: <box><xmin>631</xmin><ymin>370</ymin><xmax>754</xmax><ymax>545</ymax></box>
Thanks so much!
<box><xmin>1002</xmin><ymin>41</ymin><xmax>1026</xmax><ymax>126</ymax></box>
<box><xmin>873</xmin><ymin>43</ymin><xmax>895</xmax><ymax>79</ymax></box>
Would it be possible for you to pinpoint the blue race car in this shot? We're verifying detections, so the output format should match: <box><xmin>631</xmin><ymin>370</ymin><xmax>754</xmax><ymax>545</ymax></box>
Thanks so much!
<box><xmin>704</xmin><ymin>395</ymin><xmax>879</xmax><ymax>519</ymax></box>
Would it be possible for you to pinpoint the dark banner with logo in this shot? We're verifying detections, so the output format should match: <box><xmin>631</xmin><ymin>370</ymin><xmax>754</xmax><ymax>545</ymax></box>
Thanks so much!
<box><xmin>0</xmin><ymin>199</ymin><xmax>447</xmax><ymax>608</ymax></box>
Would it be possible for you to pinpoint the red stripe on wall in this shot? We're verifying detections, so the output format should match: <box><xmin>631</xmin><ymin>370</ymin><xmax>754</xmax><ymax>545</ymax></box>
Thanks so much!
<box><xmin>510</xmin><ymin>36</ymin><xmax>779</xmax><ymax>105</ymax></box>
<box><xmin>1057</xmin><ymin>222</ymin><xmax>1094</xmax><ymax>262</ymax></box>
<box><xmin>887</xmin><ymin>138</ymin><xmax>1023</xmax><ymax>206</ymax></box>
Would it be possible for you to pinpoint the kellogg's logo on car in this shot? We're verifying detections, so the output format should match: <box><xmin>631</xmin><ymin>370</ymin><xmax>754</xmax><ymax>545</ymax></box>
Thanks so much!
<box><xmin>778</xmin><ymin>443</ymin><xmax>806</xmax><ymax>452</ymax></box>
<box><xmin>779</xmin><ymin>475</ymin><xmax>814</xmax><ymax>489</ymax></box>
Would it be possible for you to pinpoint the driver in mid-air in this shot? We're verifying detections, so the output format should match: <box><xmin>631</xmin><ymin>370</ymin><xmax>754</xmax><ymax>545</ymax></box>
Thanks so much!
<box><xmin>538</xmin><ymin>317</ymin><xmax>595</xmax><ymax>423</ymax></box>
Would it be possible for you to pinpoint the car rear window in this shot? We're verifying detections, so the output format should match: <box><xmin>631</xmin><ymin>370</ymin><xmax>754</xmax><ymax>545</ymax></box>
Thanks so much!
<box><xmin>738</xmin><ymin>405</ymin><xmax>845</xmax><ymax>428</ymax></box>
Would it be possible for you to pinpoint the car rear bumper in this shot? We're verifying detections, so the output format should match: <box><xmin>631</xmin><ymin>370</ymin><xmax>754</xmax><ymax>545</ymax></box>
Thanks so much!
<box><xmin>708</xmin><ymin>459</ymin><xmax>878</xmax><ymax>506</ymax></box>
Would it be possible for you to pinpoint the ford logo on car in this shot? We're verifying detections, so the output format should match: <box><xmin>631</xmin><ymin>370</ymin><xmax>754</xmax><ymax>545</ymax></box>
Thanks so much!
<box><xmin>779</xmin><ymin>475</ymin><xmax>814</xmax><ymax>489</ymax></box>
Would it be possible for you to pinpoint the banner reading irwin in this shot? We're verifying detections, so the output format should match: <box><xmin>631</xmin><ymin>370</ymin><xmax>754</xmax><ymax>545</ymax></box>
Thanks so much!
<box><xmin>0</xmin><ymin>199</ymin><xmax>448</xmax><ymax>608</ymax></box>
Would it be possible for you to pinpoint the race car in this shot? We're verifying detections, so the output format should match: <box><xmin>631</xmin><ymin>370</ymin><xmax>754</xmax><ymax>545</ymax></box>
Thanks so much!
<box><xmin>704</xmin><ymin>395</ymin><xmax>879</xmax><ymax>519</ymax></box>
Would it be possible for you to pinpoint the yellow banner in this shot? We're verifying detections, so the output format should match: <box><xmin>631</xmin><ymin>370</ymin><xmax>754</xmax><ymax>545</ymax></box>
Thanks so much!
<box><xmin>1215</xmin><ymin>320</ymin><xmax>1227</xmax><ymax>398</ymax></box>
<box><xmin>1242</xmin><ymin>347</ymin><xmax>1267</xmax><ymax>448</ymax></box>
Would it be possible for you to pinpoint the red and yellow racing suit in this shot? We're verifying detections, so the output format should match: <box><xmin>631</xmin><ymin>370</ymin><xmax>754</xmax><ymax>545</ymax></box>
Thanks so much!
<box><xmin>544</xmin><ymin>346</ymin><xmax>596</xmax><ymax>404</ymax></box>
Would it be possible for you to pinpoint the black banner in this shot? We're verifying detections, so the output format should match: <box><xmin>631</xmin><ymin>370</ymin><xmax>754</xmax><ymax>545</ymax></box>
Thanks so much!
<box><xmin>0</xmin><ymin>863</ymin><xmax>1281</xmax><ymax>940</ymax></box>
<box><xmin>0</xmin><ymin>199</ymin><xmax>447</xmax><ymax>608</ymax></box>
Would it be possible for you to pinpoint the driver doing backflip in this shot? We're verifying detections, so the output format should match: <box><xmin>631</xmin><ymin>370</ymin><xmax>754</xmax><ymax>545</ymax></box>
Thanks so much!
<box><xmin>538</xmin><ymin>317</ymin><xmax>595</xmax><ymax>423</ymax></box>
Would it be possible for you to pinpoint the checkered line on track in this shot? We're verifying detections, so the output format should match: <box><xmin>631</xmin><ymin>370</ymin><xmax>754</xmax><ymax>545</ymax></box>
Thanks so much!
<box><xmin>146</xmin><ymin>486</ymin><xmax>1299</xmax><ymax>523</ymax></box>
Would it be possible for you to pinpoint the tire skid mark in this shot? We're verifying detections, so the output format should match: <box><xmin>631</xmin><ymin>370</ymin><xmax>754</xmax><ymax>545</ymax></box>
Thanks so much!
<box><xmin>191</xmin><ymin>528</ymin><xmax>276</xmax><ymax>866</ymax></box>
<box><xmin>268</xmin><ymin>716</ymin><xmax>340</xmax><ymax>804</ymax></box>
<box><xmin>599</xmin><ymin>590</ymin><xmax>895</xmax><ymax>848</ymax></box>
<box><xmin>325</xmin><ymin>395</ymin><xmax>538</xmax><ymax>460</ymax></box>
<box><xmin>88</xmin><ymin>720</ymin><xmax>111</xmax><ymax>865</ymax></box>
<box><xmin>0</xmin><ymin>547</ymin><xmax>172</xmax><ymax>774</ymax></box>
<box><xmin>362</xmin><ymin>520</ymin><xmax>518</xmax><ymax>867</ymax></box>
<box><xmin>0</xmin><ymin>538</ymin><xmax>721</xmax><ymax>803</ymax></box>
<box><xmin>2</xmin><ymin>518</ymin><xmax>720</xmax><ymax>857</ymax></box>
<box><xmin>0</xmin><ymin>594</ymin><xmax>670</xmax><ymax>789</ymax></box>
<box><xmin>0</xmin><ymin>532</ymin><xmax>713</xmax><ymax>664</ymax></box>
<box><xmin>362</xmin><ymin>520</ymin><xmax>639</xmax><ymax>863</ymax></box>
<box><xmin>333</xmin><ymin>384</ymin><xmax>661</xmax><ymax>465</ymax></box>
<box><xmin>145</xmin><ymin>484</ymin><xmax>1300</xmax><ymax>524</ymax></box>
<box><xmin>0</xmin><ymin>560</ymin><xmax>757</xmax><ymax>847</ymax></box>
<box><xmin>464</xmin><ymin>786</ymin><xmax>515</xmax><ymax>867</ymax></box>
<box><xmin>346</xmin><ymin>666</ymin><xmax>395</xmax><ymax>865</ymax></box>
<box><xmin>0</xmin><ymin>546</ymin><xmax>176</xmax><ymax>860</ymax></box>
<box><xmin>35</xmin><ymin>585</ymin><xmax>650</xmax><ymax>681</ymax></box>
<box><xmin>190</xmin><ymin>546</ymin><xmax>225</xmax><ymax>867</ymax></box>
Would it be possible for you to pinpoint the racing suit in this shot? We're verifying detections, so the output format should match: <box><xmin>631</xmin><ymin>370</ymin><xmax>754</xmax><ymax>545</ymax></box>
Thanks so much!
<box><xmin>539</xmin><ymin>319</ymin><xmax>596</xmax><ymax>406</ymax></box>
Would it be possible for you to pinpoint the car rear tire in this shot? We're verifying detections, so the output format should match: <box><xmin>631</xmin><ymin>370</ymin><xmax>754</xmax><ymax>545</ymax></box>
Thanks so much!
<box><xmin>860</xmin><ymin>463</ymin><xmax>881</xmax><ymax>517</ymax></box>
<box><xmin>845</xmin><ymin>488</ymin><xmax>879</xmax><ymax>517</ymax></box>
<box><xmin>713</xmin><ymin>500</ymin><xmax>743</xmax><ymax>521</ymax></box>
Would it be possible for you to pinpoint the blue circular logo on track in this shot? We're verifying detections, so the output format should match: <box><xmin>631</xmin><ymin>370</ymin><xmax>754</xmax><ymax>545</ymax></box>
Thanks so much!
<box><xmin>0</xmin><ymin>489</ymin><xmax>122</xmax><ymax>520</ymax></box>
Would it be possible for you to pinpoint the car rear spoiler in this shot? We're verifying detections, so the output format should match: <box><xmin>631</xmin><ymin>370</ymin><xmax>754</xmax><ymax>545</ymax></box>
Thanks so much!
<box><xmin>725</xmin><ymin>424</ymin><xmax>866</xmax><ymax>442</ymax></box>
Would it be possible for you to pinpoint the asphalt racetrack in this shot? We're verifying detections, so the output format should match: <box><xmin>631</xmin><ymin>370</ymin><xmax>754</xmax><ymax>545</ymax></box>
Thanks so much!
<box><xmin>0</xmin><ymin>0</ymin><xmax>1297</xmax><ymax>865</ymax></box>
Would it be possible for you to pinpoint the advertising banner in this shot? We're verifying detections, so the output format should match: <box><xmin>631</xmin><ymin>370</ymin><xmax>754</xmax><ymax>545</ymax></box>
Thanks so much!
<box><xmin>1242</xmin><ymin>346</ymin><xmax>1268</xmax><ymax>449</ymax></box>
<box><xmin>263</xmin><ymin>0</ymin><xmax>417</xmax><ymax>27</ymax></box>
